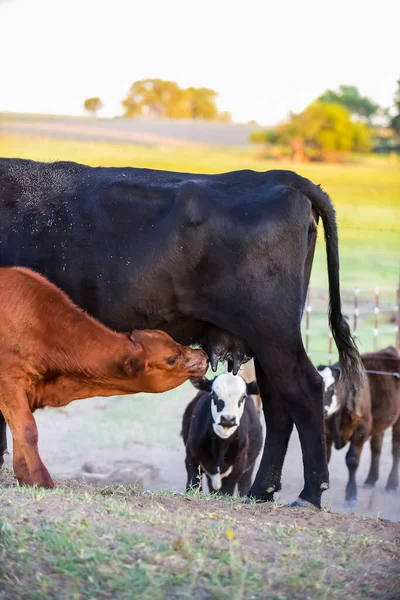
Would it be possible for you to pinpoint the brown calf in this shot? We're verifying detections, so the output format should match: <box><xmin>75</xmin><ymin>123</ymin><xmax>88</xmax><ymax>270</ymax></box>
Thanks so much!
<box><xmin>319</xmin><ymin>346</ymin><xmax>400</xmax><ymax>505</ymax></box>
<box><xmin>0</xmin><ymin>267</ymin><xmax>208</xmax><ymax>488</ymax></box>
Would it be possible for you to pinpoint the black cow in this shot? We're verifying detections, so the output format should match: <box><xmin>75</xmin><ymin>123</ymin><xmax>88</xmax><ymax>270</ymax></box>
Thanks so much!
<box><xmin>182</xmin><ymin>373</ymin><xmax>262</xmax><ymax>495</ymax></box>
<box><xmin>0</xmin><ymin>157</ymin><xmax>362</xmax><ymax>508</ymax></box>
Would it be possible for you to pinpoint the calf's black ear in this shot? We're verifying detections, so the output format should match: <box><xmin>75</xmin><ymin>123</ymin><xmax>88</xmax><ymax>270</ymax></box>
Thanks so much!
<box><xmin>190</xmin><ymin>376</ymin><xmax>213</xmax><ymax>392</ymax></box>
<box><xmin>246</xmin><ymin>380</ymin><xmax>259</xmax><ymax>396</ymax></box>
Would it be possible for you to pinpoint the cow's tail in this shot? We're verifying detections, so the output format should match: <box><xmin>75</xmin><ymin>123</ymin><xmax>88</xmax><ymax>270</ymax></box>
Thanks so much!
<box><xmin>297</xmin><ymin>176</ymin><xmax>364</xmax><ymax>399</ymax></box>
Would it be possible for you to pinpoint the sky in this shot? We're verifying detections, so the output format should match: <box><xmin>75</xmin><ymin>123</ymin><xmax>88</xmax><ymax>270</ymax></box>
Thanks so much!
<box><xmin>0</xmin><ymin>0</ymin><xmax>399</xmax><ymax>125</ymax></box>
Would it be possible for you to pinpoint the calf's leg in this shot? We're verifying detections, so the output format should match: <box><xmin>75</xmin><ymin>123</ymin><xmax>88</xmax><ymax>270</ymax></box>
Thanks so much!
<box><xmin>364</xmin><ymin>433</ymin><xmax>383</xmax><ymax>488</ymax></box>
<box><xmin>386</xmin><ymin>417</ymin><xmax>400</xmax><ymax>494</ymax></box>
<box><xmin>345</xmin><ymin>428</ymin><xmax>367</xmax><ymax>506</ymax></box>
<box><xmin>0</xmin><ymin>412</ymin><xmax>7</xmax><ymax>468</ymax></box>
<box><xmin>219</xmin><ymin>472</ymin><xmax>238</xmax><ymax>496</ymax></box>
<box><xmin>0</xmin><ymin>384</ymin><xmax>54</xmax><ymax>488</ymax></box>
<box><xmin>185</xmin><ymin>450</ymin><xmax>202</xmax><ymax>492</ymax></box>
<box><xmin>238</xmin><ymin>468</ymin><xmax>254</xmax><ymax>497</ymax></box>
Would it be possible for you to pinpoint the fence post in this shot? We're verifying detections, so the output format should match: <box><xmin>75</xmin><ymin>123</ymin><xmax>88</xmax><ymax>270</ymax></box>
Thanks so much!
<box><xmin>396</xmin><ymin>282</ymin><xmax>400</xmax><ymax>350</ymax></box>
<box><xmin>374</xmin><ymin>287</ymin><xmax>380</xmax><ymax>351</ymax></box>
<box><xmin>353</xmin><ymin>287</ymin><xmax>359</xmax><ymax>335</ymax></box>
<box><xmin>328</xmin><ymin>331</ymin><xmax>333</xmax><ymax>366</ymax></box>
<box><xmin>305</xmin><ymin>287</ymin><xmax>311</xmax><ymax>354</ymax></box>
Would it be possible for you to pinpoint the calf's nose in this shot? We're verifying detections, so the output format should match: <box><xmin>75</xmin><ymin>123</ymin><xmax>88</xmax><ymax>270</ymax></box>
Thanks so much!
<box><xmin>220</xmin><ymin>415</ymin><xmax>237</xmax><ymax>427</ymax></box>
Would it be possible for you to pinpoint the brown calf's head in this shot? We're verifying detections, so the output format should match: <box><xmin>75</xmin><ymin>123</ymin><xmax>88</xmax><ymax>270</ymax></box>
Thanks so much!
<box><xmin>123</xmin><ymin>329</ymin><xmax>208</xmax><ymax>393</ymax></box>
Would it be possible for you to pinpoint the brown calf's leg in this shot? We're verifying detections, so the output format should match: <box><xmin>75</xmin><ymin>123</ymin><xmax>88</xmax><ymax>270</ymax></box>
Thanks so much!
<box><xmin>0</xmin><ymin>384</ymin><xmax>54</xmax><ymax>488</ymax></box>
<box><xmin>364</xmin><ymin>433</ymin><xmax>384</xmax><ymax>488</ymax></box>
<box><xmin>386</xmin><ymin>417</ymin><xmax>400</xmax><ymax>494</ymax></box>
<box><xmin>345</xmin><ymin>427</ymin><xmax>368</xmax><ymax>506</ymax></box>
<box><xmin>12</xmin><ymin>439</ymin><xmax>33</xmax><ymax>485</ymax></box>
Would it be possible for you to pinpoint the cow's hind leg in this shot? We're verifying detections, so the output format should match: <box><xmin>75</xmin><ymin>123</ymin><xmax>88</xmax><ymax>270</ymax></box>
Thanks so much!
<box><xmin>386</xmin><ymin>417</ymin><xmax>400</xmax><ymax>494</ymax></box>
<box><xmin>0</xmin><ymin>383</ymin><xmax>54</xmax><ymax>488</ymax></box>
<box><xmin>250</xmin><ymin>346</ymin><xmax>329</xmax><ymax>509</ymax></box>
<box><xmin>0</xmin><ymin>411</ymin><xmax>7</xmax><ymax>468</ymax></box>
<box><xmin>364</xmin><ymin>433</ymin><xmax>384</xmax><ymax>488</ymax></box>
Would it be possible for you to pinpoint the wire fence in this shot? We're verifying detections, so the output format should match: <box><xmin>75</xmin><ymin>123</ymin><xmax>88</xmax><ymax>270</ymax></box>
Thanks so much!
<box><xmin>302</xmin><ymin>283</ymin><xmax>400</xmax><ymax>365</ymax></box>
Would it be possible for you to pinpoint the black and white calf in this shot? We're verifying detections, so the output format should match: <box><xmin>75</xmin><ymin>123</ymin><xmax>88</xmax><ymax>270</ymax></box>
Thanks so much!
<box><xmin>181</xmin><ymin>373</ymin><xmax>263</xmax><ymax>495</ymax></box>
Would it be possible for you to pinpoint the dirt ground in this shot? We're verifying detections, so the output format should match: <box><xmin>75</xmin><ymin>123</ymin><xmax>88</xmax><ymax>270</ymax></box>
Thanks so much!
<box><xmin>3</xmin><ymin>381</ymin><xmax>399</xmax><ymax>523</ymax></box>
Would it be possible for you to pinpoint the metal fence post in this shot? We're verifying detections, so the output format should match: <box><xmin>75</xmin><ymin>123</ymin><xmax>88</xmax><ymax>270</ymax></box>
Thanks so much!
<box><xmin>396</xmin><ymin>282</ymin><xmax>400</xmax><ymax>350</ymax></box>
<box><xmin>328</xmin><ymin>331</ymin><xmax>333</xmax><ymax>366</ymax></box>
<box><xmin>373</xmin><ymin>287</ymin><xmax>380</xmax><ymax>351</ymax></box>
<box><xmin>353</xmin><ymin>287</ymin><xmax>359</xmax><ymax>335</ymax></box>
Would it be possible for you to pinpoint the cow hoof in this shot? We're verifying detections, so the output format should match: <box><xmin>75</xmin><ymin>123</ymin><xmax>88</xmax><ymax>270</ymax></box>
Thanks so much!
<box><xmin>345</xmin><ymin>498</ymin><xmax>358</xmax><ymax>508</ymax></box>
<box><xmin>287</xmin><ymin>497</ymin><xmax>319</xmax><ymax>510</ymax></box>
<box><xmin>363</xmin><ymin>482</ymin><xmax>376</xmax><ymax>489</ymax></box>
<box><xmin>385</xmin><ymin>487</ymin><xmax>397</xmax><ymax>496</ymax></box>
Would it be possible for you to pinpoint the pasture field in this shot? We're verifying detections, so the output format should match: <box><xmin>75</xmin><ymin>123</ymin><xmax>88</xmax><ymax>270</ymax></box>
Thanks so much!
<box><xmin>0</xmin><ymin>471</ymin><xmax>399</xmax><ymax>600</ymax></box>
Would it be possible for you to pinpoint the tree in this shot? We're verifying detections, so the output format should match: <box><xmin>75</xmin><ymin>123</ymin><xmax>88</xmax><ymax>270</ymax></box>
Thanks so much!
<box><xmin>122</xmin><ymin>79</ymin><xmax>184</xmax><ymax>118</ymax></box>
<box><xmin>276</xmin><ymin>101</ymin><xmax>371</xmax><ymax>161</ymax></box>
<box><xmin>121</xmin><ymin>79</ymin><xmax>223</xmax><ymax>120</ymax></box>
<box><xmin>318</xmin><ymin>85</ymin><xmax>379</xmax><ymax>123</ymax></box>
<box><xmin>389</xmin><ymin>78</ymin><xmax>400</xmax><ymax>135</ymax></box>
<box><xmin>84</xmin><ymin>97</ymin><xmax>103</xmax><ymax>117</ymax></box>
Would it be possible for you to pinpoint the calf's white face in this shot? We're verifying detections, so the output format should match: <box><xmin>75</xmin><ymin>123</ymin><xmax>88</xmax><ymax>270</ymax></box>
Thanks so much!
<box><xmin>210</xmin><ymin>373</ymin><xmax>246</xmax><ymax>439</ymax></box>
<box><xmin>318</xmin><ymin>367</ymin><xmax>340</xmax><ymax>417</ymax></box>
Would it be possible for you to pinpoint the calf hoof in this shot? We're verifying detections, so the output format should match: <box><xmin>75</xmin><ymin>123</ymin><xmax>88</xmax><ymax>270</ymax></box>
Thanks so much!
<box><xmin>287</xmin><ymin>497</ymin><xmax>319</xmax><ymax>510</ymax></box>
<box><xmin>363</xmin><ymin>481</ymin><xmax>376</xmax><ymax>489</ymax></box>
<box><xmin>345</xmin><ymin>497</ymin><xmax>358</xmax><ymax>508</ymax></box>
<box><xmin>385</xmin><ymin>487</ymin><xmax>397</xmax><ymax>496</ymax></box>
<box><xmin>241</xmin><ymin>494</ymin><xmax>272</xmax><ymax>504</ymax></box>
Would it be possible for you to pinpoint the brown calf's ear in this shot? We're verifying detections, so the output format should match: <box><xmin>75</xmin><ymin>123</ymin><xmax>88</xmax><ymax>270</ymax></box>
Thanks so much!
<box><xmin>124</xmin><ymin>356</ymin><xmax>146</xmax><ymax>378</ymax></box>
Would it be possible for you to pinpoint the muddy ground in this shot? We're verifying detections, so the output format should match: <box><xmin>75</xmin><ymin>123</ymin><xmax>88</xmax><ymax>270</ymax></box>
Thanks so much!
<box><xmin>3</xmin><ymin>380</ymin><xmax>399</xmax><ymax>523</ymax></box>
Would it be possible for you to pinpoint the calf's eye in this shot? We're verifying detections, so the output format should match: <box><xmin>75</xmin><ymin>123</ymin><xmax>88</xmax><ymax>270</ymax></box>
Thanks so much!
<box><xmin>166</xmin><ymin>356</ymin><xmax>178</xmax><ymax>366</ymax></box>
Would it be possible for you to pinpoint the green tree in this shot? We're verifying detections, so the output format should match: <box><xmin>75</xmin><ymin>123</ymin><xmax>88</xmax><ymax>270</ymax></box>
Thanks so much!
<box><xmin>318</xmin><ymin>85</ymin><xmax>379</xmax><ymax>122</ymax></box>
<box><xmin>277</xmin><ymin>101</ymin><xmax>371</xmax><ymax>160</ymax></box>
<box><xmin>122</xmin><ymin>79</ymin><xmax>183</xmax><ymax>118</ymax></box>
<box><xmin>389</xmin><ymin>78</ymin><xmax>400</xmax><ymax>135</ymax></box>
<box><xmin>122</xmin><ymin>79</ymin><xmax>222</xmax><ymax>120</ymax></box>
<box><xmin>185</xmin><ymin>87</ymin><xmax>218</xmax><ymax>120</ymax></box>
<box><xmin>83</xmin><ymin>97</ymin><xmax>103</xmax><ymax>116</ymax></box>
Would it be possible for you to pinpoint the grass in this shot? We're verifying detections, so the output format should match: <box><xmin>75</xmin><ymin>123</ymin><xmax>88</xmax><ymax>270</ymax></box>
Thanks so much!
<box><xmin>1</xmin><ymin>475</ymin><xmax>399</xmax><ymax>599</ymax></box>
<box><xmin>0</xmin><ymin>132</ymin><xmax>399</xmax><ymax>364</ymax></box>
